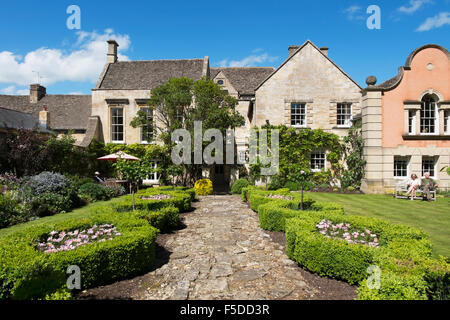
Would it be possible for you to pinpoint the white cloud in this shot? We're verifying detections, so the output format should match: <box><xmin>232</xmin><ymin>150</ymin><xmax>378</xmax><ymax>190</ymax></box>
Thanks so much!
<box><xmin>0</xmin><ymin>85</ymin><xmax>28</xmax><ymax>95</ymax></box>
<box><xmin>416</xmin><ymin>12</ymin><xmax>450</xmax><ymax>31</ymax></box>
<box><xmin>0</xmin><ymin>29</ymin><xmax>131</xmax><ymax>87</ymax></box>
<box><xmin>218</xmin><ymin>51</ymin><xmax>278</xmax><ymax>67</ymax></box>
<box><xmin>343</xmin><ymin>5</ymin><xmax>364</xmax><ymax>21</ymax></box>
<box><xmin>398</xmin><ymin>0</ymin><xmax>432</xmax><ymax>14</ymax></box>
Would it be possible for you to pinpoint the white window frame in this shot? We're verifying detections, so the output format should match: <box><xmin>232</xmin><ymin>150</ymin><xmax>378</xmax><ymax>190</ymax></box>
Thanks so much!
<box><xmin>422</xmin><ymin>156</ymin><xmax>438</xmax><ymax>179</ymax></box>
<box><xmin>393</xmin><ymin>156</ymin><xmax>410</xmax><ymax>179</ymax></box>
<box><xmin>337</xmin><ymin>103</ymin><xmax>353</xmax><ymax>128</ymax></box>
<box><xmin>291</xmin><ymin>103</ymin><xmax>307</xmax><ymax>128</ymax></box>
<box><xmin>140</xmin><ymin>107</ymin><xmax>154</xmax><ymax>144</ymax></box>
<box><xmin>420</xmin><ymin>99</ymin><xmax>439</xmax><ymax>135</ymax></box>
<box><xmin>444</xmin><ymin>110</ymin><xmax>450</xmax><ymax>134</ymax></box>
<box><xmin>143</xmin><ymin>161</ymin><xmax>159</xmax><ymax>184</ymax></box>
<box><xmin>310</xmin><ymin>151</ymin><xmax>326</xmax><ymax>172</ymax></box>
<box><xmin>110</xmin><ymin>106</ymin><xmax>124</xmax><ymax>144</ymax></box>
<box><xmin>408</xmin><ymin>110</ymin><xmax>416</xmax><ymax>135</ymax></box>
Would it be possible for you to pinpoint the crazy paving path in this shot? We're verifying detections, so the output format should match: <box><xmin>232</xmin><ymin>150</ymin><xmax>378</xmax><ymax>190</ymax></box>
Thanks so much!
<box><xmin>137</xmin><ymin>195</ymin><xmax>317</xmax><ymax>300</ymax></box>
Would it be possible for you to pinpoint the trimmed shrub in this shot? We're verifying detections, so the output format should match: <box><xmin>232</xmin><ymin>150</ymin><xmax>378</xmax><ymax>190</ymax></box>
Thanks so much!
<box><xmin>247</xmin><ymin>189</ymin><xmax>314</xmax><ymax>212</ymax></box>
<box><xmin>133</xmin><ymin>206</ymin><xmax>179</xmax><ymax>233</ymax></box>
<box><xmin>115</xmin><ymin>189</ymin><xmax>192</xmax><ymax>213</ymax></box>
<box><xmin>258</xmin><ymin>200</ymin><xmax>344</xmax><ymax>232</ymax></box>
<box><xmin>231</xmin><ymin>178</ymin><xmax>249</xmax><ymax>195</ymax></box>
<box><xmin>156</xmin><ymin>186</ymin><xmax>196</xmax><ymax>202</ymax></box>
<box><xmin>0</xmin><ymin>206</ymin><xmax>158</xmax><ymax>300</ymax></box>
<box><xmin>284</xmin><ymin>181</ymin><xmax>302</xmax><ymax>191</ymax></box>
<box><xmin>194</xmin><ymin>179</ymin><xmax>213</xmax><ymax>196</ymax></box>
<box><xmin>310</xmin><ymin>201</ymin><xmax>345</xmax><ymax>214</ymax></box>
<box><xmin>285</xmin><ymin>211</ymin><xmax>430</xmax><ymax>285</ymax></box>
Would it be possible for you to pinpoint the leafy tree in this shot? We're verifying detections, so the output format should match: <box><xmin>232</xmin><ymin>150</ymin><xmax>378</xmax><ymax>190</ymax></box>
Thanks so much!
<box><xmin>113</xmin><ymin>158</ymin><xmax>151</xmax><ymax>210</ymax></box>
<box><xmin>130</xmin><ymin>77</ymin><xmax>245</xmax><ymax>186</ymax></box>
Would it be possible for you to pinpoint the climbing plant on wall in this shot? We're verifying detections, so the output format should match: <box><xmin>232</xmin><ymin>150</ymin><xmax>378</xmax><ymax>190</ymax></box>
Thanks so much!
<box><xmin>250</xmin><ymin>125</ymin><xmax>343</xmax><ymax>187</ymax></box>
<box><xmin>341</xmin><ymin>122</ymin><xmax>366</xmax><ymax>189</ymax></box>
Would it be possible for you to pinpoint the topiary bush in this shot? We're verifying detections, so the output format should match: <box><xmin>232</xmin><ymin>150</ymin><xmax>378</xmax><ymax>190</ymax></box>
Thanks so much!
<box><xmin>78</xmin><ymin>183</ymin><xmax>113</xmax><ymax>203</ymax></box>
<box><xmin>133</xmin><ymin>206</ymin><xmax>180</xmax><ymax>233</ymax></box>
<box><xmin>194</xmin><ymin>179</ymin><xmax>213</xmax><ymax>196</ymax></box>
<box><xmin>0</xmin><ymin>206</ymin><xmax>158</xmax><ymax>300</ymax></box>
<box><xmin>231</xmin><ymin>178</ymin><xmax>249</xmax><ymax>195</ymax></box>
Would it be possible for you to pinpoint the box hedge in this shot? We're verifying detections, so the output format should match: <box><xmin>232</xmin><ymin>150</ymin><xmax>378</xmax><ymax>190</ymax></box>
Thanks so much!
<box><xmin>285</xmin><ymin>211</ymin><xmax>449</xmax><ymax>299</ymax></box>
<box><xmin>114</xmin><ymin>189</ymin><xmax>192</xmax><ymax>213</ymax></box>
<box><xmin>0</xmin><ymin>206</ymin><xmax>158</xmax><ymax>300</ymax></box>
<box><xmin>258</xmin><ymin>200</ymin><xmax>344</xmax><ymax>232</ymax></box>
<box><xmin>133</xmin><ymin>206</ymin><xmax>179</xmax><ymax>233</ymax></box>
<box><xmin>247</xmin><ymin>188</ymin><xmax>314</xmax><ymax>212</ymax></box>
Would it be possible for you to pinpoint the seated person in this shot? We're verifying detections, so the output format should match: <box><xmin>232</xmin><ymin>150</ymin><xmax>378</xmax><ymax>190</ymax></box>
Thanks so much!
<box><xmin>94</xmin><ymin>171</ymin><xmax>105</xmax><ymax>184</ymax></box>
<box><xmin>405</xmin><ymin>174</ymin><xmax>420</xmax><ymax>200</ymax></box>
<box><xmin>421</xmin><ymin>172</ymin><xmax>438</xmax><ymax>201</ymax></box>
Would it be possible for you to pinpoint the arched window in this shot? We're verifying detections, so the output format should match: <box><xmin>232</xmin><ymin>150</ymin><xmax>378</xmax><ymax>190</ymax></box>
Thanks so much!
<box><xmin>420</xmin><ymin>94</ymin><xmax>439</xmax><ymax>134</ymax></box>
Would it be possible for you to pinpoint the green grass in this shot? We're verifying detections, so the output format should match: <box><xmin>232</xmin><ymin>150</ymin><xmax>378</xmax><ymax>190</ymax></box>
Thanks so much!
<box><xmin>0</xmin><ymin>196</ymin><xmax>128</xmax><ymax>238</ymax></box>
<box><xmin>306</xmin><ymin>192</ymin><xmax>450</xmax><ymax>258</ymax></box>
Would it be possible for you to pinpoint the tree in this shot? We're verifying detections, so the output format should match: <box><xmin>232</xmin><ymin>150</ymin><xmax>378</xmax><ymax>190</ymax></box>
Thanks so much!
<box><xmin>131</xmin><ymin>77</ymin><xmax>245</xmax><ymax>186</ymax></box>
<box><xmin>113</xmin><ymin>158</ymin><xmax>151</xmax><ymax>210</ymax></box>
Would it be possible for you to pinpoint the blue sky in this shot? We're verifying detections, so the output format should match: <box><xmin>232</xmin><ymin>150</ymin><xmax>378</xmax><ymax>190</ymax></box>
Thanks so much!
<box><xmin>0</xmin><ymin>0</ymin><xmax>449</xmax><ymax>95</ymax></box>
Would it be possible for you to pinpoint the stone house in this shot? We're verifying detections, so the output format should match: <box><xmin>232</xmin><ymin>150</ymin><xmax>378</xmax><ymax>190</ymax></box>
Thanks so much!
<box><xmin>0</xmin><ymin>85</ymin><xmax>91</xmax><ymax>144</ymax></box>
<box><xmin>361</xmin><ymin>44</ymin><xmax>450</xmax><ymax>193</ymax></box>
<box><xmin>253</xmin><ymin>40</ymin><xmax>362</xmax><ymax>173</ymax></box>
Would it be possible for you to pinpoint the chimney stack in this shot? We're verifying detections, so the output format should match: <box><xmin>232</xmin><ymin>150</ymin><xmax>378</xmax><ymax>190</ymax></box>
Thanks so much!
<box><xmin>107</xmin><ymin>40</ymin><xmax>119</xmax><ymax>63</ymax></box>
<box><xmin>288</xmin><ymin>45</ymin><xmax>300</xmax><ymax>57</ymax></box>
<box><xmin>30</xmin><ymin>84</ymin><xmax>46</xmax><ymax>103</ymax></box>
<box><xmin>320</xmin><ymin>47</ymin><xmax>329</xmax><ymax>57</ymax></box>
<box><xmin>39</xmin><ymin>106</ymin><xmax>50</xmax><ymax>129</ymax></box>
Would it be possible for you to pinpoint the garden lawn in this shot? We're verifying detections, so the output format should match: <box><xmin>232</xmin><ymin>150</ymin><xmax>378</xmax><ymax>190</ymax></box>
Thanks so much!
<box><xmin>306</xmin><ymin>192</ymin><xmax>450</xmax><ymax>258</ymax></box>
<box><xmin>0</xmin><ymin>196</ymin><xmax>128</xmax><ymax>238</ymax></box>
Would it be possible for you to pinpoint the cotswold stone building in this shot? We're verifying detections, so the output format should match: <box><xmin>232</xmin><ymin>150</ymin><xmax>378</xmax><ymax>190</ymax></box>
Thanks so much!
<box><xmin>1</xmin><ymin>40</ymin><xmax>448</xmax><ymax>192</ymax></box>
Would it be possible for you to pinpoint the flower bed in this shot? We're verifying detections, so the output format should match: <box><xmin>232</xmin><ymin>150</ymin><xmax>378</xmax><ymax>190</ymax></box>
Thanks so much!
<box><xmin>141</xmin><ymin>194</ymin><xmax>172</xmax><ymax>200</ymax></box>
<box><xmin>265</xmin><ymin>194</ymin><xmax>294</xmax><ymax>200</ymax></box>
<box><xmin>316</xmin><ymin>219</ymin><xmax>379</xmax><ymax>248</ymax></box>
<box><xmin>285</xmin><ymin>211</ymin><xmax>449</xmax><ymax>299</ymax></box>
<box><xmin>0</xmin><ymin>206</ymin><xmax>158</xmax><ymax>300</ymax></box>
<box><xmin>37</xmin><ymin>224</ymin><xmax>121</xmax><ymax>254</ymax></box>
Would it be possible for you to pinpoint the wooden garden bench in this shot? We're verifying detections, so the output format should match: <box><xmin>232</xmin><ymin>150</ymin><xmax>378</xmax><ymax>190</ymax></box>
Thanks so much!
<box><xmin>395</xmin><ymin>181</ymin><xmax>437</xmax><ymax>201</ymax></box>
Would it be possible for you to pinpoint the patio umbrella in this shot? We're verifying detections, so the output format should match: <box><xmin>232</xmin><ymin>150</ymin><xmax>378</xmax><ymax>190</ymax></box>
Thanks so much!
<box><xmin>97</xmin><ymin>151</ymin><xmax>140</xmax><ymax>162</ymax></box>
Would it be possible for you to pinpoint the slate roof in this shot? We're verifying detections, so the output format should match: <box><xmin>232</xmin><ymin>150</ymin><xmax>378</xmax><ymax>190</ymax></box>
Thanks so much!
<box><xmin>96</xmin><ymin>58</ymin><xmax>207</xmax><ymax>90</ymax></box>
<box><xmin>0</xmin><ymin>94</ymin><xmax>91</xmax><ymax>130</ymax></box>
<box><xmin>0</xmin><ymin>107</ymin><xmax>49</xmax><ymax>131</ymax></box>
<box><xmin>210</xmin><ymin>67</ymin><xmax>275</xmax><ymax>95</ymax></box>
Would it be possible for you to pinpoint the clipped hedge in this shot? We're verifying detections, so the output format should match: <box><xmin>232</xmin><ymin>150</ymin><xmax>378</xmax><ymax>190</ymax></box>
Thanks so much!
<box><xmin>114</xmin><ymin>189</ymin><xmax>192</xmax><ymax>213</ymax></box>
<box><xmin>286</xmin><ymin>211</ymin><xmax>429</xmax><ymax>284</ymax></box>
<box><xmin>247</xmin><ymin>189</ymin><xmax>314</xmax><ymax>212</ymax></box>
<box><xmin>285</xmin><ymin>211</ymin><xmax>449</xmax><ymax>299</ymax></box>
<box><xmin>0</xmin><ymin>206</ymin><xmax>158</xmax><ymax>300</ymax></box>
<box><xmin>133</xmin><ymin>206</ymin><xmax>180</xmax><ymax>233</ymax></box>
<box><xmin>258</xmin><ymin>200</ymin><xmax>344</xmax><ymax>232</ymax></box>
<box><xmin>156</xmin><ymin>186</ymin><xmax>196</xmax><ymax>202</ymax></box>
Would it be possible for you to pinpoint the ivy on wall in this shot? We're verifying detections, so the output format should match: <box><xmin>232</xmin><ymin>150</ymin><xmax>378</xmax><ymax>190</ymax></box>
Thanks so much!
<box><xmin>341</xmin><ymin>122</ymin><xmax>366</xmax><ymax>189</ymax></box>
<box><xmin>249</xmin><ymin>125</ymin><xmax>343</xmax><ymax>188</ymax></box>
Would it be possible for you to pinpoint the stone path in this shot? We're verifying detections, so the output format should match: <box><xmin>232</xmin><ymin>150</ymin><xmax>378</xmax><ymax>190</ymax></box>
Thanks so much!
<box><xmin>134</xmin><ymin>195</ymin><xmax>319</xmax><ymax>300</ymax></box>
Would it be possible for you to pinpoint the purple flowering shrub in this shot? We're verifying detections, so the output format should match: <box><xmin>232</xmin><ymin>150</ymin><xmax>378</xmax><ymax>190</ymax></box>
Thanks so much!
<box><xmin>21</xmin><ymin>172</ymin><xmax>73</xmax><ymax>199</ymax></box>
<box><xmin>141</xmin><ymin>194</ymin><xmax>172</xmax><ymax>200</ymax></box>
<box><xmin>316</xmin><ymin>219</ymin><xmax>379</xmax><ymax>247</ymax></box>
<box><xmin>37</xmin><ymin>224</ymin><xmax>121</xmax><ymax>254</ymax></box>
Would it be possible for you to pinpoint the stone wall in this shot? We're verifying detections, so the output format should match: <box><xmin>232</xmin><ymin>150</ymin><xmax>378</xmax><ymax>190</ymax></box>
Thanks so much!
<box><xmin>254</xmin><ymin>42</ymin><xmax>362</xmax><ymax>139</ymax></box>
